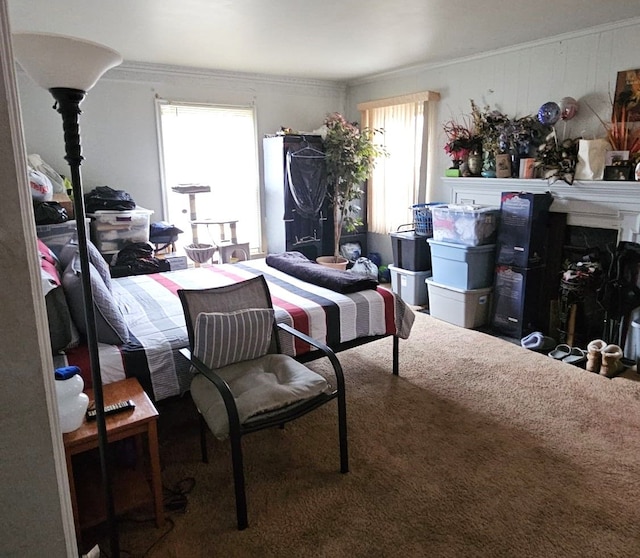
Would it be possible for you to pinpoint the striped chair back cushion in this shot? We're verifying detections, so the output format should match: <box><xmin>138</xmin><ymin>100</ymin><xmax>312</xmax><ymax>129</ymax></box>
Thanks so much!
<box><xmin>194</xmin><ymin>308</ymin><xmax>275</xmax><ymax>369</ymax></box>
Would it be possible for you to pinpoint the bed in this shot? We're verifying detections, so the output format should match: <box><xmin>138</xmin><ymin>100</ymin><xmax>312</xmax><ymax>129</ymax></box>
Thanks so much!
<box><xmin>52</xmin><ymin>258</ymin><xmax>415</xmax><ymax>402</ymax></box>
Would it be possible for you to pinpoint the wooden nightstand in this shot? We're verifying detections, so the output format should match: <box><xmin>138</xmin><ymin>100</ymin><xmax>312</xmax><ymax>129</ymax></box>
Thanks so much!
<box><xmin>63</xmin><ymin>377</ymin><xmax>164</xmax><ymax>544</ymax></box>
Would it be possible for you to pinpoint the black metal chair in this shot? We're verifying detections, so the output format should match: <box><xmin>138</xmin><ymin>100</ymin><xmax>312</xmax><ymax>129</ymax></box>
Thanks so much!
<box><xmin>178</xmin><ymin>275</ymin><xmax>348</xmax><ymax>530</ymax></box>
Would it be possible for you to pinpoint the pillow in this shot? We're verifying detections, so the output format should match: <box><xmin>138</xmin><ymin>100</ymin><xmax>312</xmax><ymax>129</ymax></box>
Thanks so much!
<box><xmin>58</xmin><ymin>239</ymin><xmax>112</xmax><ymax>292</ymax></box>
<box><xmin>62</xmin><ymin>254</ymin><xmax>129</xmax><ymax>345</ymax></box>
<box><xmin>194</xmin><ymin>308</ymin><xmax>274</xmax><ymax>369</ymax></box>
<box><xmin>37</xmin><ymin>239</ymin><xmax>79</xmax><ymax>353</ymax></box>
<box><xmin>37</xmin><ymin>238</ymin><xmax>57</xmax><ymax>267</ymax></box>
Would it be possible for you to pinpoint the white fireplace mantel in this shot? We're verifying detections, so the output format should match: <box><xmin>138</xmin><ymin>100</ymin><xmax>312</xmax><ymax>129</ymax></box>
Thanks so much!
<box><xmin>442</xmin><ymin>177</ymin><xmax>640</xmax><ymax>243</ymax></box>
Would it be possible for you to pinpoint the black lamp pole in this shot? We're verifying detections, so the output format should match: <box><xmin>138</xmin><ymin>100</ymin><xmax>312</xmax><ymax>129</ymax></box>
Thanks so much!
<box><xmin>50</xmin><ymin>87</ymin><xmax>120</xmax><ymax>557</ymax></box>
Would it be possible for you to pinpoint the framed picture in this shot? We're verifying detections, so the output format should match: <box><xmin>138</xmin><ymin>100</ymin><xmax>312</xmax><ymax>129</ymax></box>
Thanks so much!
<box><xmin>519</xmin><ymin>158</ymin><xmax>536</xmax><ymax>179</ymax></box>
<box><xmin>604</xmin><ymin>164</ymin><xmax>633</xmax><ymax>181</ymax></box>
<box><xmin>613</xmin><ymin>69</ymin><xmax>640</xmax><ymax>122</ymax></box>
<box><xmin>495</xmin><ymin>153</ymin><xmax>512</xmax><ymax>178</ymax></box>
<box><xmin>605</xmin><ymin>150</ymin><xmax>630</xmax><ymax>166</ymax></box>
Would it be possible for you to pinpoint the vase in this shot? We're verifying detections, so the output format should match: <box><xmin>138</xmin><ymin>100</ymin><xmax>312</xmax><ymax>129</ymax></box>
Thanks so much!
<box><xmin>467</xmin><ymin>149</ymin><xmax>483</xmax><ymax>176</ymax></box>
<box><xmin>316</xmin><ymin>255</ymin><xmax>349</xmax><ymax>270</ymax></box>
<box><xmin>55</xmin><ymin>373</ymin><xmax>89</xmax><ymax>433</ymax></box>
<box><xmin>481</xmin><ymin>151</ymin><xmax>497</xmax><ymax>178</ymax></box>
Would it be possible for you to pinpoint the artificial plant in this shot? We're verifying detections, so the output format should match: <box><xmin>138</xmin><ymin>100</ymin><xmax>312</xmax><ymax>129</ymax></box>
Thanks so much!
<box><xmin>322</xmin><ymin>113</ymin><xmax>385</xmax><ymax>260</ymax></box>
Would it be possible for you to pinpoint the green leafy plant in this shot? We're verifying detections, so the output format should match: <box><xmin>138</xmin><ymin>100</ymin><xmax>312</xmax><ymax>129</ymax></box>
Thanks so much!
<box><xmin>323</xmin><ymin>113</ymin><xmax>385</xmax><ymax>260</ymax></box>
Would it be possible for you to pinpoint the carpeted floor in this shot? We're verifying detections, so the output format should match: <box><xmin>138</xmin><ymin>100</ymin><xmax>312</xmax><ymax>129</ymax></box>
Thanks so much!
<box><xmin>101</xmin><ymin>311</ymin><xmax>640</xmax><ymax>557</ymax></box>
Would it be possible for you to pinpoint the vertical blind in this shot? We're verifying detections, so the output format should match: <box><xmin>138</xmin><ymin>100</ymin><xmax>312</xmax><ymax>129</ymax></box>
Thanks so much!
<box><xmin>359</xmin><ymin>91</ymin><xmax>439</xmax><ymax>234</ymax></box>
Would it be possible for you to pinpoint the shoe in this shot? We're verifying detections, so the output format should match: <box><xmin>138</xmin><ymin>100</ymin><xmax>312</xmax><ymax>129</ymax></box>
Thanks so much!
<box><xmin>600</xmin><ymin>344</ymin><xmax>626</xmax><ymax>378</ymax></box>
<box><xmin>562</xmin><ymin>347</ymin><xmax>587</xmax><ymax>366</ymax></box>
<box><xmin>521</xmin><ymin>331</ymin><xmax>556</xmax><ymax>352</ymax></box>
<box><xmin>586</xmin><ymin>339</ymin><xmax>606</xmax><ymax>373</ymax></box>
<box><xmin>549</xmin><ymin>344</ymin><xmax>572</xmax><ymax>360</ymax></box>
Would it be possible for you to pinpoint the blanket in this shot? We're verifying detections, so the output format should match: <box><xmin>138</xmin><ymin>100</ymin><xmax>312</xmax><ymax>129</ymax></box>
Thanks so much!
<box><xmin>265</xmin><ymin>251</ymin><xmax>378</xmax><ymax>294</ymax></box>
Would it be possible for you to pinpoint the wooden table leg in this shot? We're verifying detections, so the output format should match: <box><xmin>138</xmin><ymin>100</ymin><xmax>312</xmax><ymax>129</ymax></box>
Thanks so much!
<box><xmin>147</xmin><ymin>419</ymin><xmax>164</xmax><ymax>527</ymax></box>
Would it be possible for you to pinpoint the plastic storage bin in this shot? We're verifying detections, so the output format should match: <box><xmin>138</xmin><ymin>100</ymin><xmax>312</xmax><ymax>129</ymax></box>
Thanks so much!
<box><xmin>36</xmin><ymin>219</ymin><xmax>90</xmax><ymax>257</ymax></box>
<box><xmin>431</xmin><ymin>204</ymin><xmax>500</xmax><ymax>246</ymax></box>
<box><xmin>427</xmin><ymin>239</ymin><xmax>496</xmax><ymax>290</ymax></box>
<box><xmin>390</xmin><ymin>231</ymin><xmax>432</xmax><ymax>271</ymax></box>
<box><xmin>426</xmin><ymin>278</ymin><xmax>492</xmax><ymax>328</ymax></box>
<box><xmin>89</xmin><ymin>208</ymin><xmax>153</xmax><ymax>254</ymax></box>
<box><xmin>389</xmin><ymin>265</ymin><xmax>431</xmax><ymax>306</ymax></box>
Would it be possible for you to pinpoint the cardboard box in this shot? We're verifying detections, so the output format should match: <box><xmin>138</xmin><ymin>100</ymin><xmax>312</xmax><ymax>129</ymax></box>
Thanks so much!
<box><xmin>490</xmin><ymin>264</ymin><xmax>546</xmax><ymax>339</ymax></box>
<box><xmin>163</xmin><ymin>255</ymin><xmax>189</xmax><ymax>270</ymax></box>
<box><xmin>495</xmin><ymin>192</ymin><xmax>553</xmax><ymax>267</ymax></box>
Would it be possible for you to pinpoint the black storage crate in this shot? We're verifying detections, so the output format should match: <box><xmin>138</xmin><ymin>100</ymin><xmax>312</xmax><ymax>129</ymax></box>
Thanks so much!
<box><xmin>390</xmin><ymin>231</ymin><xmax>432</xmax><ymax>272</ymax></box>
<box><xmin>495</xmin><ymin>192</ymin><xmax>553</xmax><ymax>267</ymax></box>
<box><xmin>490</xmin><ymin>264</ymin><xmax>546</xmax><ymax>339</ymax></box>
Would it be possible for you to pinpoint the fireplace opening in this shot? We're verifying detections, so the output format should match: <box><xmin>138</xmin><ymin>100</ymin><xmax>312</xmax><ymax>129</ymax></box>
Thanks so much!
<box><xmin>554</xmin><ymin>226</ymin><xmax>618</xmax><ymax>349</ymax></box>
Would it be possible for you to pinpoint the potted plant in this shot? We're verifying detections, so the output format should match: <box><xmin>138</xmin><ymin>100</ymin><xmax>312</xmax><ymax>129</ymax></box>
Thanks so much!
<box><xmin>321</xmin><ymin>112</ymin><xmax>384</xmax><ymax>268</ymax></box>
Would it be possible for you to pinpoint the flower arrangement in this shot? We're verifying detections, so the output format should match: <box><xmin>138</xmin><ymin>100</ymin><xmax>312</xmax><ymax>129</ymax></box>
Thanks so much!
<box><xmin>533</xmin><ymin>130</ymin><xmax>580</xmax><ymax>185</ymax></box>
<box><xmin>442</xmin><ymin>116</ymin><xmax>481</xmax><ymax>164</ymax></box>
<box><xmin>470</xmin><ymin>100</ymin><xmax>510</xmax><ymax>161</ymax></box>
<box><xmin>323</xmin><ymin>113</ymin><xmax>385</xmax><ymax>260</ymax></box>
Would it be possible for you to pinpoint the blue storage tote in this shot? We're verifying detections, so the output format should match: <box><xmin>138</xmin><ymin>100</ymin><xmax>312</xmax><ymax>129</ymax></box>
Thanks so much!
<box><xmin>427</xmin><ymin>239</ymin><xmax>496</xmax><ymax>290</ymax></box>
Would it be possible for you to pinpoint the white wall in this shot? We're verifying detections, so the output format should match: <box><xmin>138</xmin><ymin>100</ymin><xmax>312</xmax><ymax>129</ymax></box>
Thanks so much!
<box><xmin>1</xmin><ymin>2</ymin><xmax>77</xmax><ymax>555</ymax></box>
<box><xmin>346</xmin><ymin>19</ymin><xmax>640</xmax><ymax>262</ymax></box>
<box><xmin>16</xmin><ymin>63</ymin><xmax>346</xmax><ymax>225</ymax></box>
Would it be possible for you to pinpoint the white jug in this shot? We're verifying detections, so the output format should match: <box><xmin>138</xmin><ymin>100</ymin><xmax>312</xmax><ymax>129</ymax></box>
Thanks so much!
<box><xmin>55</xmin><ymin>373</ymin><xmax>89</xmax><ymax>433</ymax></box>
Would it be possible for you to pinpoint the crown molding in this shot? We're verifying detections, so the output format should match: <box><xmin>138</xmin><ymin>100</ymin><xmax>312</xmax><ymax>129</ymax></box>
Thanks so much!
<box><xmin>349</xmin><ymin>16</ymin><xmax>640</xmax><ymax>87</ymax></box>
<box><xmin>103</xmin><ymin>60</ymin><xmax>346</xmax><ymax>96</ymax></box>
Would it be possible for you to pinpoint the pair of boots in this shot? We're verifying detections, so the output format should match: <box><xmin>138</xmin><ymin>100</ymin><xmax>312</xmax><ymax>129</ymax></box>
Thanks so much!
<box><xmin>586</xmin><ymin>340</ymin><xmax>625</xmax><ymax>377</ymax></box>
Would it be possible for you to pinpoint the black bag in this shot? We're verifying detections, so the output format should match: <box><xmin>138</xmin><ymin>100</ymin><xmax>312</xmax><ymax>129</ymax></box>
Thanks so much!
<box><xmin>111</xmin><ymin>242</ymin><xmax>164</xmax><ymax>274</ymax></box>
<box><xmin>84</xmin><ymin>186</ymin><xmax>136</xmax><ymax>213</ymax></box>
<box><xmin>33</xmin><ymin>200</ymin><xmax>69</xmax><ymax>225</ymax></box>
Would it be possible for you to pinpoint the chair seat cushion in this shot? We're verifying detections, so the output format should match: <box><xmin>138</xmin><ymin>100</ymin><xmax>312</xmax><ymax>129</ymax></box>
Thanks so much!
<box><xmin>191</xmin><ymin>353</ymin><xmax>329</xmax><ymax>439</ymax></box>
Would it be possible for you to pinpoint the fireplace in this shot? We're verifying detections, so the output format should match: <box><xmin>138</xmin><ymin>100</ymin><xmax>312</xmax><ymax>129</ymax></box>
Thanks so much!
<box><xmin>444</xmin><ymin>177</ymin><xmax>640</xmax><ymax>355</ymax></box>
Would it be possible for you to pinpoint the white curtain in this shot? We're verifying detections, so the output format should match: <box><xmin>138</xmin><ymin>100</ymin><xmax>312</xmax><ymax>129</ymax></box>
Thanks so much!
<box><xmin>360</xmin><ymin>91</ymin><xmax>439</xmax><ymax>235</ymax></box>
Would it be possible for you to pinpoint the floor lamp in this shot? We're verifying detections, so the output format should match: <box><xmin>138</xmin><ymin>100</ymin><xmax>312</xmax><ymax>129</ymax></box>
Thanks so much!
<box><xmin>12</xmin><ymin>32</ymin><xmax>123</xmax><ymax>556</ymax></box>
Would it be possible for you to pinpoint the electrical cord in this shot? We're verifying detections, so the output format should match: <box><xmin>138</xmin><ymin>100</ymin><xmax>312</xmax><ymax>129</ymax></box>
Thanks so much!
<box><xmin>98</xmin><ymin>477</ymin><xmax>195</xmax><ymax>558</ymax></box>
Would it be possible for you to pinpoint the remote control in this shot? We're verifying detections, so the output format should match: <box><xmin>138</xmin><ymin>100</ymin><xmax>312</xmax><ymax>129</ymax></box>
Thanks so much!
<box><xmin>86</xmin><ymin>399</ymin><xmax>135</xmax><ymax>420</ymax></box>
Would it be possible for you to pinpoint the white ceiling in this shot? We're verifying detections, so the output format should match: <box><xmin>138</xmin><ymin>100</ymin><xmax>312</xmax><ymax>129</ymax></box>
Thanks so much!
<box><xmin>8</xmin><ymin>1</ymin><xmax>640</xmax><ymax>82</ymax></box>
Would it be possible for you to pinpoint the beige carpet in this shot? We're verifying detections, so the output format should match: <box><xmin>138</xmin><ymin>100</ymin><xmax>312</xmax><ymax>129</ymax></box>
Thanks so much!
<box><xmin>108</xmin><ymin>312</ymin><xmax>640</xmax><ymax>557</ymax></box>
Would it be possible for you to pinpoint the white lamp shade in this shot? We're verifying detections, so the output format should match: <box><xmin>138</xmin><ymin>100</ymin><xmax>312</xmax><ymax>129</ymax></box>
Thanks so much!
<box><xmin>12</xmin><ymin>32</ymin><xmax>122</xmax><ymax>92</ymax></box>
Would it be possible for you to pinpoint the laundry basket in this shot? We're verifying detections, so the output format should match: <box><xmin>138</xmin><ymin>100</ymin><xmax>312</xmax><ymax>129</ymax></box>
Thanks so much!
<box><xmin>184</xmin><ymin>243</ymin><xmax>217</xmax><ymax>264</ymax></box>
<box><xmin>411</xmin><ymin>203</ymin><xmax>445</xmax><ymax>236</ymax></box>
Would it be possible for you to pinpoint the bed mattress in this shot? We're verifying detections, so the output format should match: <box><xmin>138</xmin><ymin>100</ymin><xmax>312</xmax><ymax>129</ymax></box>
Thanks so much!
<box><xmin>56</xmin><ymin>259</ymin><xmax>414</xmax><ymax>401</ymax></box>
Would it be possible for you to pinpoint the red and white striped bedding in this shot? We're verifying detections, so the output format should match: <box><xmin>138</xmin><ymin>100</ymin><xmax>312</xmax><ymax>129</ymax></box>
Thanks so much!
<box><xmin>57</xmin><ymin>259</ymin><xmax>414</xmax><ymax>401</ymax></box>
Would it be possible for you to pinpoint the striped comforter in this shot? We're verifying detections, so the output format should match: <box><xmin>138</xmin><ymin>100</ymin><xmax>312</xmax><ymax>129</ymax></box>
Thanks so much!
<box><xmin>58</xmin><ymin>259</ymin><xmax>415</xmax><ymax>401</ymax></box>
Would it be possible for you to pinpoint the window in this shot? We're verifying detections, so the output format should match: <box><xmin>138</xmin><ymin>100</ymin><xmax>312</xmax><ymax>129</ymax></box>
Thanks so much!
<box><xmin>157</xmin><ymin>101</ymin><xmax>261</xmax><ymax>253</ymax></box>
<box><xmin>358</xmin><ymin>91</ymin><xmax>439</xmax><ymax>234</ymax></box>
